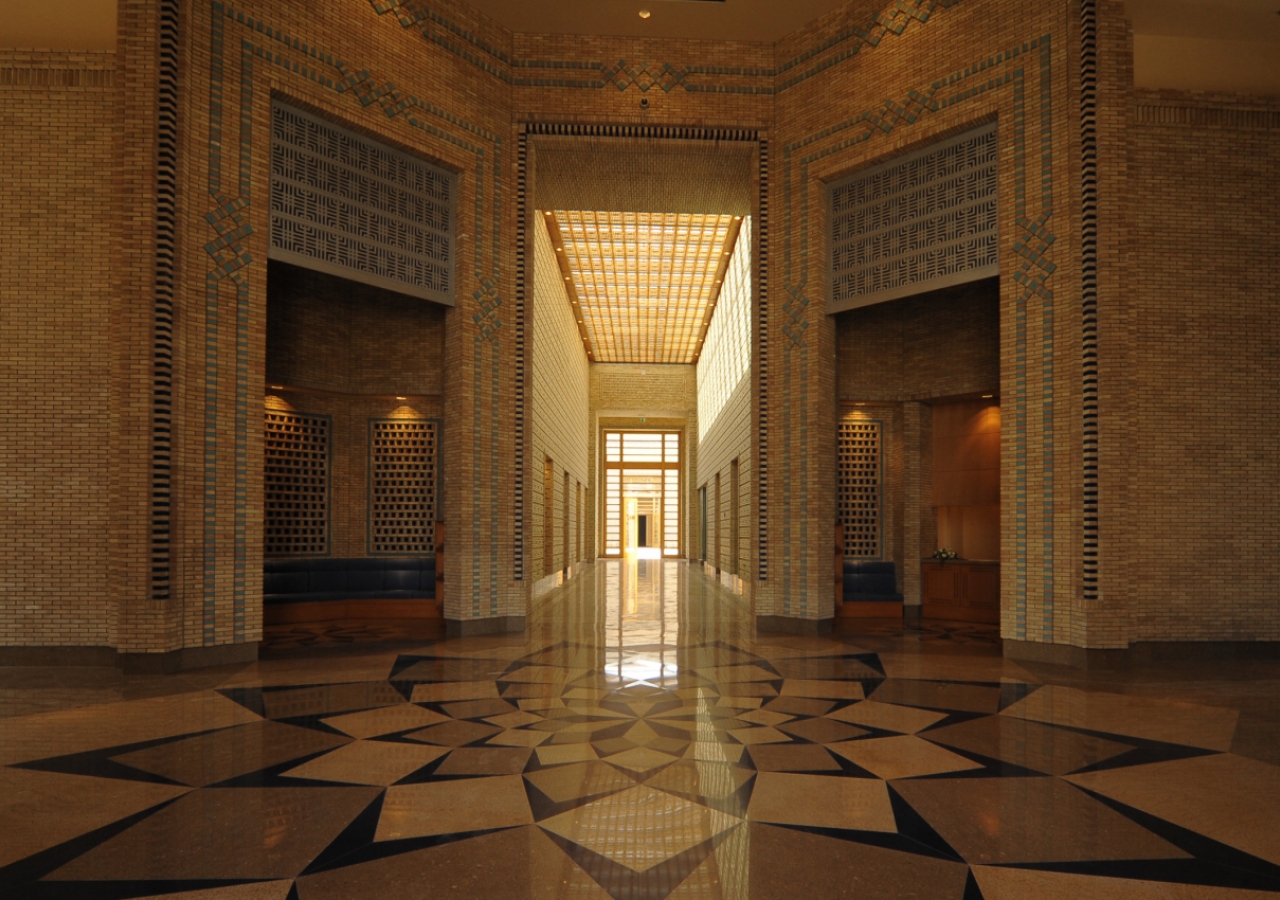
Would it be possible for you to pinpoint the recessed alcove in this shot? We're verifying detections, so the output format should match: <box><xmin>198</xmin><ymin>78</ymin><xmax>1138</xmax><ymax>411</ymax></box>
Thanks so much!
<box><xmin>836</xmin><ymin>277</ymin><xmax>1000</xmax><ymax>618</ymax></box>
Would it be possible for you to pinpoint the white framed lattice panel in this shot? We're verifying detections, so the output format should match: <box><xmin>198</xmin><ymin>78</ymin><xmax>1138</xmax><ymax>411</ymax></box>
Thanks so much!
<box><xmin>368</xmin><ymin>419</ymin><xmax>439</xmax><ymax>555</ymax></box>
<box><xmin>828</xmin><ymin>123</ymin><xmax>998</xmax><ymax>313</ymax></box>
<box><xmin>264</xmin><ymin>411</ymin><xmax>331</xmax><ymax>557</ymax></box>
<box><xmin>269</xmin><ymin>101</ymin><xmax>456</xmax><ymax>305</ymax></box>
<box><xmin>838</xmin><ymin>420</ymin><xmax>882</xmax><ymax>560</ymax></box>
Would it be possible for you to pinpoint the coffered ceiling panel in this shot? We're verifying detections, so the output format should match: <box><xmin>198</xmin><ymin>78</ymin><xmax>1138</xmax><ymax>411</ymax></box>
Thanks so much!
<box><xmin>546</xmin><ymin>210</ymin><xmax>742</xmax><ymax>365</ymax></box>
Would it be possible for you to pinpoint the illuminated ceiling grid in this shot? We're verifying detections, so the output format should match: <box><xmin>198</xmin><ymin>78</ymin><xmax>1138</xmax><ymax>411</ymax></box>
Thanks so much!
<box><xmin>554</xmin><ymin>210</ymin><xmax>737</xmax><ymax>364</ymax></box>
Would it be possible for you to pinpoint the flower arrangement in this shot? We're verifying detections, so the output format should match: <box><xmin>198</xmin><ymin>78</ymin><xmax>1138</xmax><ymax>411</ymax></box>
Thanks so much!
<box><xmin>932</xmin><ymin>547</ymin><xmax>958</xmax><ymax>561</ymax></box>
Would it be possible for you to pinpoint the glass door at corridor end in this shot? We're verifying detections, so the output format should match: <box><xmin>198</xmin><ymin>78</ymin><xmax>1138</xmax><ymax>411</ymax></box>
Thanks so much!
<box><xmin>602</xmin><ymin>431</ymin><xmax>681</xmax><ymax>559</ymax></box>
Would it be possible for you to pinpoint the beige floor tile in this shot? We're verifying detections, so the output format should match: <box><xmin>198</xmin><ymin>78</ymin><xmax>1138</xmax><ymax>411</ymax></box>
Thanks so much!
<box><xmin>0</xmin><ymin>691</ymin><xmax>263</xmax><ymax>766</ymax></box>
<box><xmin>743</xmin><ymin>822</ymin><xmax>969</xmax><ymax>899</ymax></box>
<box><xmin>537</xmin><ymin>742</ymin><xmax>600</xmax><ymax>766</ymax></box>
<box><xmin>435</xmin><ymin>746</ymin><xmax>532</xmax><ymax>775</ymax></box>
<box><xmin>716</xmin><ymin>695</ymin><xmax>762</xmax><ymax>709</ymax></box>
<box><xmin>764</xmin><ymin>696</ymin><xmax>838</xmax><ymax>717</ymax></box>
<box><xmin>501</xmin><ymin>666</ymin><xmax>591</xmax><ymax>684</ymax></box>
<box><xmin>728</xmin><ymin>725</ymin><xmax>791</xmax><ymax>745</ymax></box>
<box><xmin>1066</xmin><ymin>753</ymin><xmax>1280</xmax><ymax>865</ymax></box>
<box><xmin>440</xmin><ymin>698</ymin><xmax>517</xmax><ymax>719</ymax></box>
<box><xmin>926</xmin><ymin>715</ymin><xmax>1132</xmax><ymax>775</ymax></box>
<box><xmin>262</xmin><ymin>683</ymin><xmax>404</xmax><ymax>720</ymax></box>
<box><xmin>747</xmin><ymin>743</ymin><xmax>842</xmax><ymax>773</ymax></box>
<box><xmin>770</xmin><ymin>657</ymin><xmax>882</xmax><ymax>681</ymax></box>
<box><xmin>376</xmin><ymin>776</ymin><xmax>533</xmax><ymax>840</ymax></box>
<box><xmin>665</xmin><ymin>851</ymin><xmax>723</xmax><ymax>899</ymax></box>
<box><xmin>779</xmin><ymin>679</ymin><xmax>866</xmax><ymax>700</ymax></box>
<box><xmin>685</xmin><ymin>742</ymin><xmax>745</xmax><ymax>763</ymax></box>
<box><xmin>524</xmin><ymin>760</ymin><xmax>637</xmax><ymax>803</ymax></box>
<box><xmin>826</xmin><ymin>699</ymin><xmax>949</xmax><ymax>734</ymax></box>
<box><xmin>114</xmin><ymin>720</ymin><xmax>351</xmax><ymax>787</ymax></box>
<box><xmin>697</xmin><ymin>665</ymin><xmax>778</xmax><ymax>684</ymax></box>
<box><xmin>827</xmin><ymin>734</ymin><xmax>983</xmax><ymax>779</ymax></box>
<box><xmin>777</xmin><ymin>717</ymin><xmax>868</xmax><ymax>745</ymax></box>
<box><xmin>410</xmin><ymin>681</ymin><xmax>500</xmax><ymax>703</ymax></box>
<box><xmin>298</xmin><ymin>826</ymin><xmax>612</xmax><ymax>900</ymax></box>
<box><xmin>645</xmin><ymin>760</ymin><xmax>755</xmax><ymax>799</ymax></box>
<box><xmin>893</xmin><ymin>776</ymin><xmax>1187</xmax><ymax>864</ymax></box>
<box><xmin>625</xmin><ymin>721</ymin><xmax>661</xmax><ymax>744</ymax></box>
<box><xmin>1002</xmin><ymin>685</ymin><xmax>1239</xmax><ymax>751</ymax></box>
<box><xmin>518</xmin><ymin>697</ymin><xmax>566</xmax><ymax>711</ymax></box>
<box><xmin>404</xmin><ymin>719</ymin><xmax>502</xmax><ymax>746</ymax></box>
<box><xmin>133</xmin><ymin>881</ymin><xmax>295</xmax><ymax>900</ymax></box>
<box><xmin>736</xmin><ymin>708</ymin><xmax>794</xmax><ymax>728</ymax></box>
<box><xmin>747</xmin><ymin>773</ymin><xmax>896</xmax><ymax>832</ymax></box>
<box><xmin>605</xmin><ymin>745</ymin><xmax>679</xmax><ymax>772</ymax></box>
<box><xmin>539</xmin><ymin>785</ymin><xmax>740</xmax><ymax>872</ymax></box>
<box><xmin>974</xmin><ymin>866</ymin><xmax>1280</xmax><ymax>900</ymax></box>
<box><xmin>487</xmin><ymin>727</ymin><xmax>552</xmax><ymax>747</ymax></box>
<box><xmin>50</xmin><ymin>787</ymin><xmax>380</xmax><ymax>881</ymax></box>
<box><xmin>321</xmin><ymin>703</ymin><xmax>449</xmax><ymax>739</ymax></box>
<box><xmin>717</xmin><ymin>682</ymin><xmax>779</xmax><ymax>698</ymax></box>
<box><xmin>0</xmin><ymin>767</ymin><xmax>190</xmax><ymax>868</ymax></box>
<box><xmin>870</xmin><ymin>679</ymin><xmax>1002</xmax><ymax>714</ymax></box>
<box><xmin>282</xmin><ymin>739</ymin><xmax>447</xmax><ymax>785</ymax></box>
<box><xmin>485</xmin><ymin>710</ymin><xmax>544</xmax><ymax>729</ymax></box>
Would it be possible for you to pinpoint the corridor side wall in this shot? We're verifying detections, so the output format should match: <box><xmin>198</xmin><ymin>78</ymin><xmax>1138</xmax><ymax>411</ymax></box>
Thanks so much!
<box><xmin>530</xmin><ymin>213</ymin><xmax>591</xmax><ymax>582</ymax></box>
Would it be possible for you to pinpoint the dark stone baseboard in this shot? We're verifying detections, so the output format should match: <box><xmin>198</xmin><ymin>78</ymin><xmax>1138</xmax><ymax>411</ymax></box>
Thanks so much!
<box><xmin>120</xmin><ymin>642</ymin><xmax>260</xmax><ymax>674</ymax></box>
<box><xmin>0</xmin><ymin>642</ymin><xmax>259</xmax><ymax>672</ymax></box>
<box><xmin>1004</xmin><ymin>637</ymin><xmax>1280</xmax><ymax>670</ymax></box>
<box><xmin>0</xmin><ymin>646</ymin><xmax>120</xmax><ymax>667</ymax></box>
<box><xmin>446</xmin><ymin>615</ymin><xmax>526</xmax><ymax>637</ymax></box>
<box><xmin>756</xmin><ymin>615</ymin><xmax>834</xmax><ymax>636</ymax></box>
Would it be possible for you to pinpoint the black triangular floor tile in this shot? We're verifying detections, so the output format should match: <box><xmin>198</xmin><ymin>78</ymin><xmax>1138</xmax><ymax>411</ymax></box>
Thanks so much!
<box><xmin>300</xmin><ymin>789</ymin><xmax>385</xmax><ymax>874</ymax></box>
<box><xmin>0</xmin><ymin>797</ymin><xmax>182</xmax><ymax>894</ymax></box>
<box><xmin>962</xmin><ymin>867</ymin><xmax>986</xmax><ymax>899</ymax></box>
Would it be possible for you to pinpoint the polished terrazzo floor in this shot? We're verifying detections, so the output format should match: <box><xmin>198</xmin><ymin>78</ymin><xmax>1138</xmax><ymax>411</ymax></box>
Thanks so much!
<box><xmin>2</xmin><ymin>561</ymin><xmax>1280</xmax><ymax>899</ymax></box>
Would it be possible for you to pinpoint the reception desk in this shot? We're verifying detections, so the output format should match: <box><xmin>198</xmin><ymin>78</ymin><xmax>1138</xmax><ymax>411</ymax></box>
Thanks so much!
<box><xmin>921</xmin><ymin>560</ymin><xmax>999</xmax><ymax>624</ymax></box>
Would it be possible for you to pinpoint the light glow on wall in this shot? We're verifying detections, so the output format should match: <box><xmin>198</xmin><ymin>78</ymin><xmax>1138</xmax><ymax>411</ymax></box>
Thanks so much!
<box><xmin>697</xmin><ymin>217</ymin><xmax>752</xmax><ymax>441</ymax></box>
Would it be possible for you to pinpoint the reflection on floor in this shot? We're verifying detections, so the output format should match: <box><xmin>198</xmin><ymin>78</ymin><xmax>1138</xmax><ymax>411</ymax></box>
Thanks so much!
<box><xmin>2</xmin><ymin>560</ymin><xmax>1279</xmax><ymax>899</ymax></box>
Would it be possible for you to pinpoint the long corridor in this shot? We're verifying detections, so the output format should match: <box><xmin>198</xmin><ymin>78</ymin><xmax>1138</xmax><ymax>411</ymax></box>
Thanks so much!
<box><xmin>2</xmin><ymin>561</ymin><xmax>1278</xmax><ymax>899</ymax></box>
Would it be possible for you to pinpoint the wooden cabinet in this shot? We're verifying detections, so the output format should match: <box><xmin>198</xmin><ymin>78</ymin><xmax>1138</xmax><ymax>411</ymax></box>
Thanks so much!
<box><xmin>922</xmin><ymin>561</ymin><xmax>999</xmax><ymax>624</ymax></box>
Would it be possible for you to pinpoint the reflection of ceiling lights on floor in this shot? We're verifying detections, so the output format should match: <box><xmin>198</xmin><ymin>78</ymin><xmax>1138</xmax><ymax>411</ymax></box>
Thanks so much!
<box><xmin>628</xmin><ymin>547</ymin><xmax>663</xmax><ymax>560</ymax></box>
<box><xmin>618</xmin><ymin>657</ymin><xmax>677</xmax><ymax>683</ymax></box>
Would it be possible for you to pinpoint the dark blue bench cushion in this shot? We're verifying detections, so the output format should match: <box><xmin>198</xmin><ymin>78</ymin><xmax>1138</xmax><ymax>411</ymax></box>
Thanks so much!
<box><xmin>843</xmin><ymin>561</ymin><xmax>903</xmax><ymax>603</ymax></box>
<box><xmin>264</xmin><ymin>557</ymin><xmax>435</xmax><ymax>604</ymax></box>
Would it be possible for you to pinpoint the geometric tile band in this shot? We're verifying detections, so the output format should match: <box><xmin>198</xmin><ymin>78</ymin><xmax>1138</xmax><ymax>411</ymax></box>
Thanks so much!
<box><xmin>269</xmin><ymin>101</ymin><xmax>456</xmax><ymax>305</ymax></box>
<box><xmin>150</xmin><ymin>0</ymin><xmax>181</xmax><ymax>605</ymax></box>
<box><xmin>1080</xmin><ymin>0</ymin><xmax>1101</xmax><ymax>604</ymax></box>
<box><xmin>369</xmin><ymin>419</ymin><xmax>438</xmax><ymax>555</ymax></box>
<box><xmin>828</xmin><ymin>123</ymin><xmax>998</xmax><ymax>313</ymax></box>
<box><xmin>264</xmin><ymin>411</ymin><xmax>331</xmax><ymax>557</ymax></box>
<box><xmin>838</xmin><ymin>419</ymin><xmax>883</xmax><ymax>560</ymax></box>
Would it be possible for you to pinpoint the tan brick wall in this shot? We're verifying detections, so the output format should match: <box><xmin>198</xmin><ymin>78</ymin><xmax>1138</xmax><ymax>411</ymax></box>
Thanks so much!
<box><xmin>530</xmin><ymin>211</ymin><xmax>590</xmax><ymax>578</ymax></box>
<box><xmin>0</xmin><ymin>51</ymin><xmax>117</xmax><ymax>648</ymax></box>
<box><xmin>6</xmin><ymin>0</ymin><xmax>1278</xmax><ymax>653</ymax></box>
<box><xmin>1116</xmin><ymin>88</ymin><xmax>1280</xmax><ymax>642</ymax></box>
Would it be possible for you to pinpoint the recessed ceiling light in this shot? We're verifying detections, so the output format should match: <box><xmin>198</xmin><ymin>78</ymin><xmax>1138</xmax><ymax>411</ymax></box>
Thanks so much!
<box><xmin>269</xmin><ymin>385</ymin><xmax>283</xmax><ymax>390</ymax></box>
<box><xmin>639</xmin><ymin>9</ymin><xmax>651</xmax><ymax>18</ymax></box>
<box><xmin>395</xmin><ymin>396</ymin><xmax>406</xmax><ymax>400</ymax></box>
<box><xmin>982</xmin><ymin>394</ymin><xmax>994</xmax><ymax>399</ymax></box>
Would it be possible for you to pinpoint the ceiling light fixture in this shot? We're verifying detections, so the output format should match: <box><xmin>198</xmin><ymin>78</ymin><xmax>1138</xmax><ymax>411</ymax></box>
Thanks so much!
<box><xmin>639</xmin><ymin>9</ymin><xmax>651</xmax><ymax>18</ymax></box>
<box><xmin>395</xmin><ymin>396</ymin><xmax>407</xmax><ymax>400</ymax></box>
